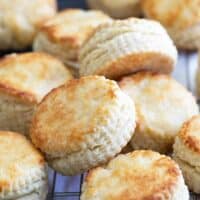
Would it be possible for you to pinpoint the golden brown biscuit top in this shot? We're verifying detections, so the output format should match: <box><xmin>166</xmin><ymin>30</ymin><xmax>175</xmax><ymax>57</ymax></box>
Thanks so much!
<box><xmin>141</xmin><ymin>0</ymin><xmax>200</xmax><ymax>30</ymax></box>
<box><xmin>39</xmin><ymin>9</ymin><xmax>112</xmax><ymax>47</ymax></box>
<box><xmin>0</xmin><ymin>131</ymin><xmax>45</xmax><ymax>192</ymax></box>
<box><xmin>0</xmin><ymin>52</ymin><xmax>72</xmax><ymax>104</ymax></box>
<box><xmin>30</xmin><ymin>76</ymin><xmax>125</xmax><ymax>157</ymax></box>
<box><xmin>179</xmin><ymin>115</ymin><xmax>200</xmax><ymax>154</ymax></box>
<box><xmin>82</xmin><ymin>150</ymin><xmax>182</xmax><ymax>200</ymax></box>
<box><xmin>119</xmin><ymin>72</ymin><xmax>198</xmax><ymax>137</ymax></box>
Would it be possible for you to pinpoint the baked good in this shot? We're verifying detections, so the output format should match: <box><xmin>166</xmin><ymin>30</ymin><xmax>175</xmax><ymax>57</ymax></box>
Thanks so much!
<box><xmin>119</xmin><ymin>72</ymin><xmax>199</xmax><ymax>153</ymax></box>
<box><xmin>79</xmin><ymin>18</ymin><xmax>177</xmax><ymax>80</ymax></box>
<box><xmin>33</xmin><ymin>9</ymin><xmax>112</xmax><ymax>70</ymax></box>
<box><xmin>141</xmin><ymin>0</ymin><xmax>200</xmax><ymax>50</ymax></box>
<box><xmin>87</xmin><ymin>0</ymin><xmax>142</xmax><ymax>19</ymax></box>
<box><xmin>173</xmin><ymin>116</ymin><xmax>200</xmax><ymax>167</ymax></box>
<box><xmin>81</xmin><ymin>150</ymin><xmax>189</xmax><ymax>200</ymax></box>
<box><xmin>30</xmin><ymin>76</ymin><xmax>136</xmax><ymax>175</ymax></box>
<box><xmin>196</xmin><ymin>72</ymin><xmax>200</xmax><ymax>98</ymax></box>
<box><xmin>173</xmin><ymin>116</ymin><xmax>200</xmax><ymax>193</ymax></box>
<box><xmin>196</xmin><ymin>51</ymin><xmax>200</xmax><ymax>97</ymax></box>
<box><xmin>0</xmin><ymin>131</ymin><xmax>48</xmax><ymax>200</ymax></box>
<box><xmin>0</xmin><ymin>52</ymin><xmax>72</xmax><ymax>135</ymax></box>
<box><xmin>174</xmin><ymin>156</ymin><xmax>200</xmax><ymax>195</ymax></box>
<box><xmin>0</xmin><ymin>0</ymin><xmax>56</xmax><ymax>50</ymax></box>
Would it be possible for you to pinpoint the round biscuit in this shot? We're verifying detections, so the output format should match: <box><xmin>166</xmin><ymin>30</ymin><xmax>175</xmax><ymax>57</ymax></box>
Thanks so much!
<box><xmin>173</xmin><ymin>116</ymin><xmax>200</xmax><ymax>167</ymax></box>
<box><xmin>30</xmin><ymin>76</ymin><xmax>136</xmax><ymax>175</ymax></box>
<box><xmin>119</xmin><ymin>72</ymin><xmax>199</xmax><ymax>153</ymax></box>
<box><xmin>0</xmin><ymin>131</ymin><xmax>48</xmax><ymax>200</ymax></box>
<box><xmin>79</xmin><ymin>18</ymin><xmax>177</xmax><ymax>80</ymax></box>
<box><xmin>0</xmin><ymin>0</ymin><xmax>56</xmax><ymax>50</ymax></box>
<box><xmin>141</xmin><ymin>0</ymin><xmax>200</xmax><ymax>50</ymax></box>
<box><xmin>81</xmin><ymin>150</ymin><xmax>189</xmax><ymax>200</ymax></box>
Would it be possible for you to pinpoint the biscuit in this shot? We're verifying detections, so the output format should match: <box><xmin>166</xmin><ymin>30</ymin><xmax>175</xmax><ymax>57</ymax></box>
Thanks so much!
<box><xmin>173</xmin><ymin>116</ymin><xmax>200</xmax><ymax>193</ymax></box>
<box><xmin>196</xmin><ymin>51</ymin><xmax>200</xmax><ymax>97</ymax></box>
<box><xmin>30</xmin><ymin>76</ymin><xmax>136</xmax><ymax>175</ymax></box>
<box><xmin>174</xmin><ymin>156</ymin><xmax>200</xmax><ymax>194</ymax></box>
<box><xmin>173</xmin><ymin>116</ymin><xmax>200</xmax><ymax>166</ymax></box>
<box><xmin>33</xmin><ymin>9</ymin><xmax>112</xmax><ymax>70</ymax></box>
<box><xmin>0</xmin><ymin>131</ymin><xmax>48</xmax><ymax>200</ymax></box>
<box><xmin>141</xmin><ymin>0</ymin><xmax>200</xmax><ymax>50</ymax></box>
<box><xmin>87</xmin><ymin>0</ymin><xmax>142</xmax><ymax>19</ymax></box>
<box><xmin>119</xmin><ymin>72</ymin><xmax>199</xmax><ymax>153</ymax></box>
<box><xmin>0</xmin><ymin>0</ymin><xmax>56</xmax><ymax>50</ymax></box>
<box><xmin>81</xmin><ymin>150</ymin><xmax>189</xmax><ymax>200</ymax></box>
<box><xmin>79</xmin><ymin>18</ymin><xmax>177</xmax><ymax>80</ymax></box>
<box><xmin>0</xmin><ymin>52</ymin><xmax>72</xmax><ymax>135</ymax></box>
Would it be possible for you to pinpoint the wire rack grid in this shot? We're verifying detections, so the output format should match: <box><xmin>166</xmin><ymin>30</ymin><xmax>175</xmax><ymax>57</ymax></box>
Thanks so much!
<box><xmin>48</xmin><ymin>170</ymin><xmax>84</xmax><ymax>200</ymax></box>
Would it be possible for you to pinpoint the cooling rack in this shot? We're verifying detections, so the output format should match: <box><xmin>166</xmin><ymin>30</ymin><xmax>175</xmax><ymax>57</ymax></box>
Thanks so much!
<box><xmin>48</xmin><ymin>169</ymin><xmax>84</xmax><ymax>200</ymax></box>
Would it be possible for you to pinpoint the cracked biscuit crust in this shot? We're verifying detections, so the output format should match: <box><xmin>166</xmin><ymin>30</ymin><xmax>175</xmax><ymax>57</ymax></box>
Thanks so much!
<box><xmin>30</xmin><ymin>76</ymin><xmax>136</xmax><ymax>175</ymax></box>
<box><xmin>119</xmin><ymin>72</ymin><xmax>199</xmax><ymax>153</ymax></box>
<box><xmin>0</xmin><ymin>52</ymin><xmax>72</xmax><ymax>104</ymax></box>
<box><xmin>81</xmin><ymin>150</ymin><xmax>189</xmax><ymax>200</ymax></box>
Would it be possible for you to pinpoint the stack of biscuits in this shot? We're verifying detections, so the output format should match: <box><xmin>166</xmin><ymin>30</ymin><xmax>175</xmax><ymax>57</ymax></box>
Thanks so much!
<box><xmin>0</xmin><ymin>0</ymin><xmax>199</xmax><ymax>199</ymax></box>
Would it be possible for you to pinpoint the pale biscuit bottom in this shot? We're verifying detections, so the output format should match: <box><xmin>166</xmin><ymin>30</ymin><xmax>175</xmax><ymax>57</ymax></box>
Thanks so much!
<box><xmin>173</xmin><ymin>155</ymin><xmax>200</xmax><ymax>194</ymax></box>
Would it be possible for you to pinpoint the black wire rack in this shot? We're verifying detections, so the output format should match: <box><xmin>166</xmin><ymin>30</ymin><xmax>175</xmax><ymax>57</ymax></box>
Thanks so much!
<box><xmin>47</xmin><ymin>169</ymin><xmax>84</xmax><ymax>200</ymax></box>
